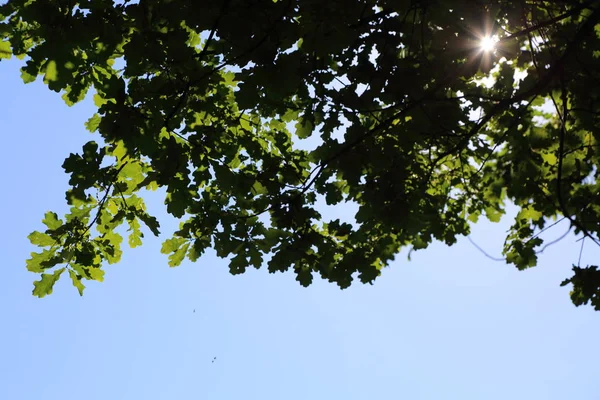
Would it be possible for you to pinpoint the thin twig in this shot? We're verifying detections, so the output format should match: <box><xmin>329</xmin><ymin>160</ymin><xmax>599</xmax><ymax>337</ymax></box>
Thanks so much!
<box><xmin>526</xmin><ymin>216</ymin><xmax>566</xmax><ymax>243</ymax></box>
<box><xmin>578</xmin><ymin>236</ymin><xmax>585</xmax><ymax>267</ymax></box>
<box><xmin>536</xmin><ymin>226</ymin><xmax>571</xmax><ymax>254</ymax></box>
<box><xmin>467</xmin><ymin>236</ymin><xmax>505</xmax><ymax>262</ymax></box>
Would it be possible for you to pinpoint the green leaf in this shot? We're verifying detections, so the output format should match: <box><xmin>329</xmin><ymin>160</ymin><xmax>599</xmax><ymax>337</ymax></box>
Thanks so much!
<box><xmin>26</xmin><ymin>249</ymin><xmax>58</xmax><ymax>273</ymax></box>
<box><xmin>560</xmin><ymin>265</ymin><xmax>600</xmax><ymax>310</ymax></box>
<box><xmin>229</xmin><ymin>253</ymin><xmax>247</xmax><ymax>275</ymax></box>
<box><xmin>32</xmin><ymin>268</ymin><xmax>65</xmax><ymax>298</ymax></box>
<box><xmin>93</xmin><ymin>93</ymin><xmax>108</xmax><ymax>107</ymax></box>
<box><xmin>251</xmin><ymin>181</ymin><xmax>267</xmax><ymax>195</ymax></box>
<box><xmin>161</xmin><ymin>236</ymin><xmax>191</xmax><ymax>267</ymax></box>
<box><xmin>20</xmin><ymin>69</ymin><xmax>36</xmax><ymax>83</ymax></box>
<box><xmin>161</xmin><ymin>237</ymin><xmax>187</xmax><ymax>254</ymax></box>
<box><xmin>86</xmin><ymin>267</ymin><xmax>105</xmax><ymax>282</ymax></box>
<box><xmin>74</xmin><ymin>264</ymin><xmax>106</xmax><ymax>282</ymax></box>
<box><xmin>187</xmin><ymin>238</ymin><xmax>208</xmax><ymax>262</ymax></box>
<box><xmin>0</xmin><ymin>40</ymin><xmax>11</xmax><ymax>59</ymax></box>
<box><xmin>520</xmin><ymin>206</ymin><xmax>543</xmax><ymax>222</ymax></box>
<box><xmin>129</xmin><ymin>232</ymin><xmax>143</xmax><ymax>247</ymax></box>
<box><xmin>141</xmin><ymin>215</ymin><xmax>161</xmax><ymax>236</ymax></box>
<box><xmin>68</xmin><ymin>269</ymin><xmax>86</xmax><ymax>296</ymax></box>
<box><xmin>165</xmin><ymin>188</ymin><xmax>189</xmax><ymax>218</ymax></box>
<box><xmin>295</xmin><ymin>118</ymin><xmax>314</xmax><ymax>139</ymax></box>
<box><xmin>27</xmin><ymin>231</ymin><xmax>56</xmax><ymax>247</ymax></box>
<box><xmin>85</xmin><ymin>114</ymin><xmax>102</xmax><ymax>132</ymax></box>
<box><xmin>169</xmin><ymin>242</ymin><xmax>190</xmax><ymax>267</ymax></box>
<box><xmin>541</xmin><ymin>153</ymin><xmax>557</xmax><ymax>166</ymax></box>
<box><xmin>42</xmin><ymin>212</ymin><xmax>63</xmax><ymax>230</ymax></box>
<box><xmin>295</xmin><ymin>267</ymin><xmax>313</xmax><ymax>287</ymax></box>
<box><xmin>484</xmin><ymin>206</ymin><xmax>504</xmax><ymax>223</ymax></box>
<box><xmin>43</xmin><ymin>60</ymin><xmax>58</xmax><ymax>82</ymax></box>
<box><xmin>96</xmin><ymin>231</ymin><xmax>123</xmax><ymax>264</ymax></box>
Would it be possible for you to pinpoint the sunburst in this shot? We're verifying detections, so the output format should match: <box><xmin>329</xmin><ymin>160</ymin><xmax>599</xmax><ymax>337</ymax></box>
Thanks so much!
<box><xmin>479</xmin><ymin>35</ymin><xmax>498</xmax><ymax>52</ymax></box>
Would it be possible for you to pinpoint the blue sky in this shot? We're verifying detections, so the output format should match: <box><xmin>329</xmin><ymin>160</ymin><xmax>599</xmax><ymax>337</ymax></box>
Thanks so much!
<box><xmin>1</xmin><ymin>55</ymin><xmax>600</xmax><ymax>400</ymax></box>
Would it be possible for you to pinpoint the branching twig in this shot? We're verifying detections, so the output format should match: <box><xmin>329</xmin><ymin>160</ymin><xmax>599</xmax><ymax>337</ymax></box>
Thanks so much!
<box><xmin>80</xmin><ymin>162</ymin><xmax>129</xmax><ymax>239</ymax></box>
<box><xmin>526</xmin><ymin>216</ymin><xmax>566</xmax><ymax>244</ymax></box>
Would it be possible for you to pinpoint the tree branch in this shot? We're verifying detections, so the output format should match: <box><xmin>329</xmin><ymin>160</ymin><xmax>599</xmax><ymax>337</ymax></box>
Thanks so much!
<box><xmin>500</xmin><ymin>1</ymin><xmax>596</xmax><ymax>42</ymax></box>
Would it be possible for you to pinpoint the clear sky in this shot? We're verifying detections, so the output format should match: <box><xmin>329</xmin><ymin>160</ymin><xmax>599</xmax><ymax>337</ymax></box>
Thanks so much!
<box><xmin>1</xmin><ymin>54</ymin><xmax>599</xmax><ymax>400</ymax></box>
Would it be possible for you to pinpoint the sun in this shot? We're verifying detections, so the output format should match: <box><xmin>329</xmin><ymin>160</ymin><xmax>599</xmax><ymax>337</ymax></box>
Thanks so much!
<box><xmin>479</xmin><ymin>35</ymin><xmax>498</xmax><ymax>52</ymax></box>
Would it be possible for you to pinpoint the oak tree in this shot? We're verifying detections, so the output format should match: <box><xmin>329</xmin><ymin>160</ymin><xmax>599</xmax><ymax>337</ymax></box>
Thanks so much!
<box><xmin>2</xmin><ymin>0</ymin><xmax>600</xmax><ymax>309</ymax></box>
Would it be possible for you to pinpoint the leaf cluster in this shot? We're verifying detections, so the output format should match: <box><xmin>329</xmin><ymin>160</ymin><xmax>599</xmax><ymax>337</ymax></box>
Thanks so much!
<box><xmin>2</xmin><ymin>0</ymin><xmax>600</xmax><ymax>307</ymax></box>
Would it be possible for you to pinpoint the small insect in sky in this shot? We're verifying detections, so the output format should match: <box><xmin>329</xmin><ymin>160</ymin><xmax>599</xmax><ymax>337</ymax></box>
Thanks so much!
<box><xmin>212</xmin><ymin>357</ymin><xmax>216</xmax><ymax>363</ymax></box>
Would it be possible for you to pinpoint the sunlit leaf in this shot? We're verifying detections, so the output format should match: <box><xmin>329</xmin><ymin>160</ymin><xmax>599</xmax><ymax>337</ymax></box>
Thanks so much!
<box><xmin>32</xmin><ymin>268</ymin><xmax>65</xmax><ymax>298</ymax></box>
<box><xmin>68</xmin><ymin>269</ymin><xmax>86</xmax><ymax>296</ymax></box>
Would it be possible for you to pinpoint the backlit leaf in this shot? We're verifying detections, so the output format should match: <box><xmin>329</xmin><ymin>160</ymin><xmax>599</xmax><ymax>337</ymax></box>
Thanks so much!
<box><xmin>68</xmin><ymin>269</ymin><xmax>86</xmax><ymax>296</ymax></box>
<box><xmin>0</xmin><ymin>40</ymin><xmax>10</xmax><ymax>59</ymax></box>
<box><xmin>27</xmin><ymin>231</ymin><xmax>55</xmax><ymax>247</ymax></box>
<box><xmin>32</xmin><ymin>268</ymin><xmax>65</xmax><ymax>298</ymax></box>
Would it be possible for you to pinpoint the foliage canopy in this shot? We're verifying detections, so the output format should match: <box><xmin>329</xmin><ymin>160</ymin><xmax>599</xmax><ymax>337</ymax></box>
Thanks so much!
<box><xmin>2</xmin><ymin>0</ymin><xmax>600</xmax><ymax>309</ymax></box>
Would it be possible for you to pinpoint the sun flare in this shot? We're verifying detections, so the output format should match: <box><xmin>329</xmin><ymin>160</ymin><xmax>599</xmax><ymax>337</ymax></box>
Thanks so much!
<box><xmin>479</xmin><ymin>35</ymin><xmax>497</xmax><ymax>52</ymax></box>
